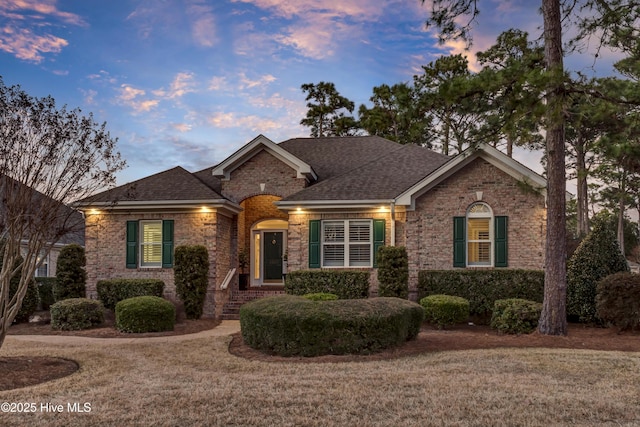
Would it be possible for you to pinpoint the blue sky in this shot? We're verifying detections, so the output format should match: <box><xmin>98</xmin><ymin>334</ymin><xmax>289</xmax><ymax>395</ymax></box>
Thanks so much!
<box><xmin>0</xmin><ymin>0</ymin><xmax>625</xmax><ymax>186</ymax></box>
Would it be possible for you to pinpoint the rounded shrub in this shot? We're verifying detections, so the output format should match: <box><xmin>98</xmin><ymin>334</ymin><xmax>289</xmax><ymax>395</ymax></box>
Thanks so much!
<box><xmin>303</xmin><ymin>292</ymin><xmax>339</xmax><ymax>301</ymax></box>
<box><xmin>174</xmin><ymin>245</ymin><xmax>209</xmax><ymax>319</ymax></box>
<box><xmin>54</xmin><ymin>244</ymin><xmax>87</xmax><ymax>301</ymax></box>
<box><xmin>50</xmin><ymin>298</ymin><xmax>105</xmax><ymax>331</ymax></box>
<box><xmin>240</xmin><ymin>295</ymin><xmax>424</xmax><ymax>357</ymax></box>
<box><xmin>567</xmin><ymin>222</ymin><xmax>629</xmax><ymax>323</ymax></box>
<box><xmin>377</xmin><ymin>246</ymin><xmax>409</xmax><ymax>299</ymax></box>
<box><xmin>115</xmin><ymin>296</ymin><xmax>175</xmax><ymax>333</ymax></box>
<box><xmin>596</xmin><ymin>272</ymin><xmax>640</xmax><ymax>331</ymax></box>
<box><xmin>420</xmin><ymin>294</ymin><xmax>470</xmax><ymax>328</ymax></box>
<box><xmin>490</xmin><ymin>298</ymin><xmax>542</xmax><ymax>334</ymax></box>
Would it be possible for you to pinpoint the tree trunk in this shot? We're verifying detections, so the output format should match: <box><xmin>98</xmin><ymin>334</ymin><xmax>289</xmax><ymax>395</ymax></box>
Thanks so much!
<box><xmin>576</xmin><ymin>137</ymin><xmax>590</xmax><ymax>236</ymax></box>
<box><xmin>618</xmin><ymin>171</ymin><xmax>626</xmax><ymax>256</ymax></box>
<box><xmin>538</xmin><ymin>0</ymin><xmax>568</xmax><ymax>336</ymax></box>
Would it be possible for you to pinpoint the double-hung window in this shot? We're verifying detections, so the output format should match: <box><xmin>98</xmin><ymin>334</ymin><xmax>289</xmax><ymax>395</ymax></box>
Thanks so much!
<box><xmin>454</xmin><ymin>203</ymin><xmax>507</xmax><ymax>268</ymax></box>
<box><xmin>309</xmin><ymin>219</ymin><xmax>385</xmax><ymax>268</ymax></box>
<box><xmin>126</xmin><ymin>220</ymin><xmax>174</xmax><ymax>268</ymax></box>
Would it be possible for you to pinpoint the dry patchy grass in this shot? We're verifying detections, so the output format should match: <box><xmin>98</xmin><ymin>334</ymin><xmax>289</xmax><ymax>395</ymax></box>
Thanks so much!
<box><xmin>1</xmin><ymin>334</ymin><xmax>639</xmax><ymax>426</ymax></box>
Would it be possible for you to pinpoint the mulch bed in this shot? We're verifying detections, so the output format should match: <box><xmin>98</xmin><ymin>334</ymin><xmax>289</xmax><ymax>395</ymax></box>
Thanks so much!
<box><xmin>228</xmin><ymin>323</ymin><xmax>640</xmax><ymax>363</ymax></box>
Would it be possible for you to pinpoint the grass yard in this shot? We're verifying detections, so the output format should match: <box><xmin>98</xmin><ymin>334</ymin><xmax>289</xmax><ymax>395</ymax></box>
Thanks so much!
<box><xmin>1</xmin><ymin>328</ymin><xmax>639</xmax><ymax>427</ymax></box>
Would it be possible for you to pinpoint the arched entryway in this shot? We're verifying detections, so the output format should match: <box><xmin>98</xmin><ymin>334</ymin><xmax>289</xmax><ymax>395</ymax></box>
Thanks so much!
<box><xmin>250</xmin><ymin>219</ymin><xmax>288</xmax><ymax>287</ymax></box>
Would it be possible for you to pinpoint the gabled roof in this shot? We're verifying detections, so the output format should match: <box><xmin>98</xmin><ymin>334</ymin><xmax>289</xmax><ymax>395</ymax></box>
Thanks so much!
<box><xmin>395</xmin><ymin>144</ymin><xmax>547</xmax><ymax>209</ymax></box>
<box><xmin>212</xmin><ymin>134</ymin><xmax>317</xmax><ymax>181</ymax></box>
<box><xmin>277</xmin><ymin>143</ymin><xmax>450</xmax><ymax>206</ymax></box>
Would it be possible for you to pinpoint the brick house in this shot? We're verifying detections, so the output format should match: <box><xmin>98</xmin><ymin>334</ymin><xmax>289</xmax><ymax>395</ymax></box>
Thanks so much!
<box><xmin>75</xmin><ymin>134</ymin><xmax>546</xmax><ymax>318</ymax></box>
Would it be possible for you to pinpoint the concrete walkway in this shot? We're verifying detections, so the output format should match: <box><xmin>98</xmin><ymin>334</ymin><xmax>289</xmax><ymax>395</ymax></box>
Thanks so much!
<box><xmin>6</xmin><ymin>320</ymin><xmax>241</xmax><ymax>346</ymax></box>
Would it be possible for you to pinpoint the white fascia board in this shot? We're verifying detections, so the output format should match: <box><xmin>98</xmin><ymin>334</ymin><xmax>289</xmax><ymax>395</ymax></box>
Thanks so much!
<box><xmin>276</xmin><ymin>199</ymin><xmax>395</xmax><ymax>211</ymax></box>
<box><xmin>75</xmin><ymin>199</ymin><xmax>243</xmax><ymax>215</ymax></box>
<box><xmin>211</xmin><ymin>134</ymin><xmax>317</xmax><ymax>181</ymax></box>
<box><xmin>396</xmin><ymin>144</ymin><xmax>547</xmax><ymax>210</ymax></box>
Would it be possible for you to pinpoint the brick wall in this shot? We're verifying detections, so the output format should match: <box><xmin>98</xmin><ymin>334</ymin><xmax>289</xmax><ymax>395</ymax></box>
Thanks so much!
<box><xmin>286</xmin><ymin>158</ymin><xmax>546</xmax><ymax>298</ymax></box>
<box><xmin>220</xmin><ymin>150</ymin><xmax>307</xmax><ymax>203</ymax></box>
<box><xmin>287</xmin><ymin>210</ymin><xmax>392</xmax><ymax>295</ymax></box>
<box><xmin>404</xmin><ymin>157</ymin><xmax>546</xmax><ymax>292</ymax></box>
<box><xmin>84</xmin><ymin>210</ymin><xmax>233</xmax><ymax>318</ymax></box>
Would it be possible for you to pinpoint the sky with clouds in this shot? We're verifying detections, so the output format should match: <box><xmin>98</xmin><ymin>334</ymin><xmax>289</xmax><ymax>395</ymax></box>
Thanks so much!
<box><xmin>0</xmin><ymin>0</ymin><xmax>625</xmax><ymax>186</ymax></box>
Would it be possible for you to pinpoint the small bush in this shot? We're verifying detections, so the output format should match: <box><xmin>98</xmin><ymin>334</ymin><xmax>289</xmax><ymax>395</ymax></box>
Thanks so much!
<box><xmin>35</xmin><ymin>277</ymin><xmax>56</xmax><ymax>310</ymax></box>
<box><xmin>97</xmin><ymin>279</ymin><xmax>164</xmax><ymax>310</ymax></box>
<box><xmin>567</xmin><ymin>222</ymin><xmax>629</xmax><ymax>323</ymax></box>
<box><xmin>54</xmin><ymin>244</ymin><xmax>87</xmax><ymax>301</ymax></box>
<box><xmin>303</xmin><ymin>292</ymin><xmax>338</xmax><ymax>301</ymax></box>
<box><xmin>490</xmin><ymin>298</ymin><xmax>542</xmax><ymax>334</ymax></box>
<box><xmin>285</xmin><ymin>270</ymin><xmax>369</xmax><ymax>299</ymax></box>
<box><xmin>240</xmin><ymin>295</ymin><xmax>424</xmax><ymax>356</ymax></box>
<box><xmin>596</xmin><ymin>272</ymin><xmax>640</xmax><ymax>331</ymax></box>
<box><xmin>377</xmin><ymin>246</ymin><xmax>409</xmax><ymax>299</ymax></box>
<box><xmin>420</xmin><ymin>294</ymin><xmax>469</xmax><ymax>328</ymax></box>
<box><xmin>174</xmin><ymin>245</ymin><xmax>209</xmax><ymax>319</ymax></box>
<box><xmin>417</xmin><ymin>269</ymin><xmax>544</xmax><ymax>321</ymax></box>
<box><xmin>50</xmin><ymin>298</ymin><xmax>104</xmax><ymax>331</ymax></box>
<box><xmin>115</xmin><ymin>296</ymin><xmax>175</xmax><ymax>333</ymax></box>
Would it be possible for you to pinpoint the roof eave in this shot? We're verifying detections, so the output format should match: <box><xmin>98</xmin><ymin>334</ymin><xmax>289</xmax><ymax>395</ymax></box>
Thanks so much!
<box><xmin>276</xmin><ymin>199</ymin><xmax>395</xmax><ymax>211</ymax></box>
<box><xmin>74</xmin><ymin>199</ymin><xmax>243</xmax><ymax>215</ymax></box>
<box><xmin>396</xmin><ymin>144</ymin><xmax>548</xmax><ymax>210</ymax></box>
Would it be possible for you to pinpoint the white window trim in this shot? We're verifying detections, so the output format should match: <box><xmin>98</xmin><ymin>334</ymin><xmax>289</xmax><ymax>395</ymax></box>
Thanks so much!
<box><xmin>321</xmin><ymin>219</ymin><xmax>373</xmax><ymax>268</ymax></box>
<box><xmin>139</xmin><ymin>220</ymin><xmax>163</xmax><ymax>268</ymax></box>
<box><xmin>466</xmin><ymin>203</ymin><xmax>493</xmax><ymax>267</ymax></box>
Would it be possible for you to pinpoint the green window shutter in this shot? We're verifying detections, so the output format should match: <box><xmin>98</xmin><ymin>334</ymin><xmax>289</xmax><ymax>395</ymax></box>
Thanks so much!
<box><xmin>162</xmin><ymin>220</ymin><xmax>174</xmax><ymax>268</ymax></box>
<box><xmin>373</xmin><ymin>219</ymin><xmax>385</xmax><ymax>267</ymax></box>
<box><xmin>309</xmin><ymin>220</ymin><xmax>320</xmax><ymax>268</ymax></box>
<box><xmin>494</xmin><ymin>216</ymin><xmax>508</xmax><ymax>267</ymax></box>
<box><xmin>126</xmin><ymin>221</ymin><xmax>138</xmax><ymax>269</ymax></box>
<box><xmin>453</xmin><ymin>216</ymin><xmax>466</xmax><ymax>268</ymax></box>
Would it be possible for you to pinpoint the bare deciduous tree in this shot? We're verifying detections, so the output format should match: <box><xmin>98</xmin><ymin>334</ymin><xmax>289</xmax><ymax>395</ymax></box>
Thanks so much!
<box><xmin>0</xmin><ymin>78</ymin><xmax>125</xmax><ymax>349</ymax></box>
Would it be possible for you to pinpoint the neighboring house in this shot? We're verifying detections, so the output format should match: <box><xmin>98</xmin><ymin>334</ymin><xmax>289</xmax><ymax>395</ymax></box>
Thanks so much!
<box><xmin>75</xmin><ymin>135</ymin><xmax>547</xmax><ymax>318</ymax></box>
<box><xmin>0</xmin><ymin>175</ymin><xmax>85</xmax><ymax>278</ymax></box>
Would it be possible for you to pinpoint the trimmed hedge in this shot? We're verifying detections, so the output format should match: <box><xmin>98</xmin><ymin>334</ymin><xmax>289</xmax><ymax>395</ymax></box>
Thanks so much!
<box><xmin>285</xmin><ymin>270</ymin><xmax>369</xmax><ymax>299</ymax></box>
<box><xmin>35</xmin><ymin>277</ymin><xmax>56</xmax><ymax>310</ymax></box>
<box><xmin>417</xmin><ymin>269</ymin><xmax>544</xmax><ymax>320</ymax></box>
<box><xmin>596</xmin><ymin>272</ymin><xmax>640</xmax><ymax>331</ymax></box>
<box><xmin>97</xmin><ymin>279</ymin><xmax>164</xmax><ymax>310</ymax></box>
<box><xmin>174</xmin><ymin>245</ymin><xmax>209</xmax><ymax>319</ymax></box>
<box><xmin>53</xmin><ymin>244</ymin><xmax>87</xmax><ymax>301</ymax></box>
<box><xmin>50</xmin><ymin>298</ymin><xmax>104</xmax><ymax>331</ymax></box>
<box><xmin>377</xmin><ymin>246</ymin><xmax>409</xmax><ymax>299</ymax></box>
<box><xmin>240</xmin><ymin>295</ymin><xmax>424</xmax><ymax>356</ymax></box>
<box><xmin>490</xmin><ymin>298</ymin><xmax>542</xmax><ymax>334</ymax></box>
<box><xmin>115</xmin><ymin>296</ymin><xmax>175</xmax><ymax>333</ymax></box>
<box><xmin>303</xmin><ymin>292</ymin><xmax>338</xmax><ymax>301</ymax></box>
<box><xmin>420</xmin><ymin>294</ymin><xmax>470</xmax><ymax>328</ymax></box>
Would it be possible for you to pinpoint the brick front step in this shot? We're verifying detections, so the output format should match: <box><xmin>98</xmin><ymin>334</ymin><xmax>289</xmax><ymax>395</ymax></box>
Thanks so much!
<box><xmin>221</xmin><ymin>289</ymin><xmax>286</xmax><ymax>320</ymax></box>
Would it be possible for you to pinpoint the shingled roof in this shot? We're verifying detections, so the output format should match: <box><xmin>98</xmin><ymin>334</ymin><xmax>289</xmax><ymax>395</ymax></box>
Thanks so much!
<box><xmin>78</xmin><ymin>136</ymin><xmax>452</xmax><ymax>207</ymax></box>
<box><xmin>79</xmin><ymin>166</ymin><xmax>224</xmax><ymax>203</ymax></box>
<box><xmin>277</xmin><ymin>136</ymin><xmax>407</xmax><ymax>182</ymax></box>
<box><xmin>280</xmin><ymin>142</ymin><xmax>450</xmax><ymax>202</ymax></box>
